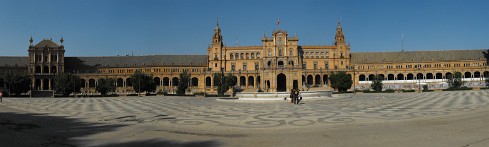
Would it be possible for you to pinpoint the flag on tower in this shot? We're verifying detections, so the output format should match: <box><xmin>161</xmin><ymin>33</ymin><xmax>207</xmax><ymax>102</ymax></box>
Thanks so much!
<box><xmin>277</xmin><ymin>19</ymin><xmax>280</xmax><ymax>25</ymax></box>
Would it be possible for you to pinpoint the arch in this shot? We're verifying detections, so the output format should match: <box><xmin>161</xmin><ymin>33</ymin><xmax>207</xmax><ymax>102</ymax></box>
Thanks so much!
<box><xmin>267</xmin><ymin>61</ymin><xmax>272</xmax><ymax>67</ymax></box>
<box><xmin>256</xmin><ymin>76</ymin><xmax>261</xmax><ymax>85</ymax></box>
<box><xmin>51</xmin><ymin>66</ymin><xmax>57</xmax><ymax>73</ymax></box>
<box><xmin>80</xmin><ymin>79</ymin><xmax>86</xmax><ymax>88</ymax></box>
<box><xmin>89</xmin><ymin>79</ymin><xmax>96</xmax><ymax>88</ymax></box>
<box><xmin>397</xmin><ymin>74</ymin><xmax>404</xmax><ymax>80</ymax></box>
<box><xmin>240</xmin><ymin>76</ymin><xmax>246</xmax><ymax>86</ymax></box>
<box><xmin>163</xmin><ymin>77</ymin><xmax>170</xmax><ymax>86</ymax></box>
<box><xmin>205</xmin><ymin>76</ymin><xmax>211</xmax><ymax>87</ymax></box>
<box><xmin>315</xmin><ymin>74</ymin><xmax>321</xmax><ymax>85</ymax></box>
<box><xmin>307</xmin><ymin>75</ymin><xmax>313</xmax><ymax>85</ymax></box>
<box><xmin>126</xmin><ymin>78</ymin><xmax>132</xmax><ymax>86</ymax></box>
<box><xmin>407</xmin><ymin>73</ymin><xmax>414</xmax><ymax>80</ymax></box>
<box><xmin>35</xmin><ymin>79</ymin><xmax>41</xmax><ymax>90</ymax></box>
<box><xmin>446</xmin><ymin>72</ymin><xmax>453</xmax><ymax>79</ymax></box>
<box><xmin>235</xmin><ymin>53</ymin><xmax>239</xmax><ymax>59</ymax></box>
<box><xmin>388</xmin><ymin>74</ymin><xmax>394</xmax><ymax>80</ymax></box>
<box><xmin>191</xmin><ymin>77</ymin><xmax>198</xmax><ymax>86</ymax></box>
<box><xmin>278</xmin><ymin>61</ymin><xmax>284</xmax><ymax>66</ymax></box>
<box><xmin>230</xmin><ymin>53</ymin><xmax>234</xmax><ymax>59</ymax></box>
<box><xmin>35</xmin><ymin>66</ymin><xmax>41</xmax><ymax>73</ymax></box>
<box><xmin>323</xmin><ymin>74</ymin><xmax>328</xmax><ymax>85</ymax></box>
<box><xmin>426</xmin><ymin>73</ymin><xmax>434</xmax><ymax>79</ymax></box>
<box><xmin>43</xmin><ymin>66</ymin><xmax>49</xmax><ymax>73</ymax></box>
<box><xmin>246</xmin><ymin>53</ymin><xmax>249</xmax><ymax>59</ymax></box>
<box><xmin>251</xmin><ymin>53</ymin><xmax>255</xmax><ymax>59</ymax></box>
<box><xmin>416</xmin><ymin>73</ymin><xmax>423</xmax><ymax>79</ymax></box>
<box><xmin>368</xmin><ymin>74</ymin><xmax>375</xmax><ymax>81</ymax></box>
<box><xmin>474</xmin><ymin>71</ymin><xmax>481</xmax><ymax>78</ymax></box>
<box><xmin>436</xmin><ymin>73</ymin><xmax>443</xmax><ymax>79</ymax></box>
<box><xmin>172</xmin><ymin>77</ymin><xmax>179</xmax><ymax>86</ymax></box>
<box><xmin>359</xmin><ymin>74</ymin><xmax>366</xmax><ymax>81</ymax></box>
<box><xmin>43</xmin><ymin>78</ymin><xmax>50</xmax><ymax>90</ymax></box>
<box><xmin>117</xmin><ymin>78</ymin><xmax>124</xmax><ymax>87</ymax></box>
<box><xmin>464</xmin><ymin>72</ymin><xmax>472</xmax><ymax>78</ymax></box>
<box><xmin>154</xmin><ymin>77</ymin><xmax>160</xmax><ymax>86</ymax></box>
<box><xmin>232</xmin><ymin>76</ymin><xmax>238</xmax><ymax>86</ymax></box>
<box><xmin>248</xmin><ymin>76</ymin><xmax>254</xmax><ymax>86</ymax></box>
<box><xmin>378</xmin><ymin>74</ymin><xmax>385</xmax><ymax>80</ymax></box>
<box><xmin>277</xmin><ymin>74</ymin><xmax>286</xmax><ymax>92</ymax></box>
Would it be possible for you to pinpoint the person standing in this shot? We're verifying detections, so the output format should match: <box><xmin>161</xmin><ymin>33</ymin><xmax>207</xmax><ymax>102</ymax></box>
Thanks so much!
<box><xmin>294</xmin><ymin>89</ymin><xmax>300</xmax><ymax>105</ymax></box>
<box><xmin>0</xmin><ymin>91</ymin><xmax>3</xmax><ymax>103</ymax></box>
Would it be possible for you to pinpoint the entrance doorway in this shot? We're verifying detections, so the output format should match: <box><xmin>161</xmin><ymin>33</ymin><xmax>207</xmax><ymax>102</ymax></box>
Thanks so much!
<box><xmin>277</xmin><ymin>73</ymin><xmax>286</xmax><ymax>92</ymax></box>
<box><xmin>293</xmin><ymin>80</ymin><xmax>298</xmax><ymax>89</ymax></box>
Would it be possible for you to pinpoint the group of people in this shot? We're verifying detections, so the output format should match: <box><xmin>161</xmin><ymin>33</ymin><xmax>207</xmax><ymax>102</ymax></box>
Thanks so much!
<box><xmin>289</xmin><ymin>89</ymin><xmax>302</xmax><ymax>105</ymax></box>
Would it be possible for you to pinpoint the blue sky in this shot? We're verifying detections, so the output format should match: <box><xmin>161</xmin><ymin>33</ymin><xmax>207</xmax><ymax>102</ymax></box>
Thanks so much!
<box><xmin>0</xmin><ymin>0</ymin><xmax>488</xmax><ymax>56</ymax></box>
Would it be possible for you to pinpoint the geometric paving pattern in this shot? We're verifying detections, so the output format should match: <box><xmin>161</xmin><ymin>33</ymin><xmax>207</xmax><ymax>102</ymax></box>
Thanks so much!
<box><xmin>3</xmin><ymin>90</ymin><xmax>489</xmax><ymax>132</ymax></box>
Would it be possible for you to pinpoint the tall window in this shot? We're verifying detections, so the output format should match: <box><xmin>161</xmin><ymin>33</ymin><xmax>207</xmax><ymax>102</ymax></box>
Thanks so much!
<box><xmin>235</xmin><ymin>53</ymin><xmax>239</xmax><ymax>59</ymax></box>
<box><xmin>251</xmin><ymin>53</ymin><xmax>255</xmax><ymax>59</ymax></box>
<box><xmin>257</xmin><ymin>52</ymin><xmax>260</xmax><ymax>58</ymax></box>
<box><xmin>268</xmin><ymin>49</ymin><xmax>271</xmax><ymax>56</ymax></box>
<box><xmin>243</xmin><ymin>62</ymin><xmax>247</xmax><ymax>71</ymax></box>
<box><xmin>230</xmin><ymin>53</ymin><xmax>234</xmax><ymax>59</ymax></box>
<box><xmin>278</xmin><ymin>48</ymin><xmax>283</xmax><ymax>56</ymax></box>
<box><xmin>289</xmin><ymin>48</ymin><xmax>293</xmax><ymax>56</ymax></box>
<box><xmin>246</xmin><ymin>53</ymin><xmax>249</xmax><ymax>59</ymax></box>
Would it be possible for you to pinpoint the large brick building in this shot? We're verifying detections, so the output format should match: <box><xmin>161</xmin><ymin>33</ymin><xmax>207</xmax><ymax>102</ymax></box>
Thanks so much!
<box><xmin>0</xmin><ymin>21</ymin><xmax>487</xmax><ymax>95</ymax></box>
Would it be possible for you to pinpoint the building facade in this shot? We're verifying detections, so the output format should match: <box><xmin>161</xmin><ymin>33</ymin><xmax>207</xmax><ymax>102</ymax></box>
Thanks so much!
<box><xmin>0</xmin><ymin>21</ymin><xmax>487</xmax><ymax>96</ymax></box>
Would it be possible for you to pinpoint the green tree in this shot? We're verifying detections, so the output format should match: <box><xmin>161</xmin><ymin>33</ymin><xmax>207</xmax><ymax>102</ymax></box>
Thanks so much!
<box><xmin>96</xmin><ymin>78</ymin><xmax>116</xmax><ymax>96</ymax></box>
<box><xmin>329</xmin><ymin>71</ymin><xmax>353</xmax><ymax>93</ymax></box>
<box><xmin>447</xmin><ymin>72</ymin><xmax>463</xmax><ymax>90</ymax></box>
<box><xmin>54</xmin><ymin>72</ymin><xmax>81</xmax><ymax>97</ymax></box>
<box><xmin>130</xmin><ymin>71</ymin><xmax>156</xmax><ymax>95</ymax></box>
<box><xmin>4</xmin><ymin>72</ymin><xmax>31</xmax><ymax>96</ymax></box>
<box><xmin>370</xmin><ymin>74</ymin><xmax>383</xmax><ymax>92</ymax></box>
<box><xmin>214</xmin><ymin>73</ymin><xmax>237</xmax><ymax>96</ymax></box>
<box><xmin>177</xmin><ymin>70</ymin><xmax>191</xmax><ymax>95</ymax></box>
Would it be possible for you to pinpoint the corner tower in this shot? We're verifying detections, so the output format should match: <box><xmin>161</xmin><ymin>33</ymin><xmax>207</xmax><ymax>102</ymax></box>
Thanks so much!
<box><xmin>208</xmin><ymin>19</ymin><xmax>225</xmax><ymax>72</ymax></box>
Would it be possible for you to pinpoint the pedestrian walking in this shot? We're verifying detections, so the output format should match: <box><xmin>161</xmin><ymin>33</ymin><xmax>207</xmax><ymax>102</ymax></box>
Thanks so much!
<box><xmin>290</xmin><ymin>89</ymin><xmax>294</xmax><ymax>103</ymax></box>
<box><xmin>294</xmin><ymin>89</ymin><xmax>300</xmax><ymax>105</ymax></box>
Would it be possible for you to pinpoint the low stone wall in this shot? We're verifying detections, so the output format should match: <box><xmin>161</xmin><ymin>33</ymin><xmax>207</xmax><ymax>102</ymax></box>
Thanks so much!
<box><xmin>236</xmin><ymin>90</ymin><xmax>333</xmax><ymax>100</ymax></box>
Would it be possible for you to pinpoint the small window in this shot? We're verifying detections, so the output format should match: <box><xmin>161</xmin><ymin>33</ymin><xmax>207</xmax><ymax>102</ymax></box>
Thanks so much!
<box><xmin>215</xmin><ymin>63</ymin><xmax>217</xmax><ymax>67</ymax></box>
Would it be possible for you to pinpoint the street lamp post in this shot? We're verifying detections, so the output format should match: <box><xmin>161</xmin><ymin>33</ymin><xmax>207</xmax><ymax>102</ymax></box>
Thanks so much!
<box><xmin>418</xmin><ymin>66</ymin><xmax>421</xmax><ymax>92</ymax></box>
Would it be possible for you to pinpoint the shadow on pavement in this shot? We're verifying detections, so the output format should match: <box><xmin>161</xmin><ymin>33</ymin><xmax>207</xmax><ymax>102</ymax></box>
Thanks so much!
<box><xmin>94</xmin><ymin>139</ymin><xmax>220</xmax><ymax>147</ymax></box>
<box><xmin>0</xmin><ymin>112</ymin><xmax>221</xmax><ymax>147</ymax></box>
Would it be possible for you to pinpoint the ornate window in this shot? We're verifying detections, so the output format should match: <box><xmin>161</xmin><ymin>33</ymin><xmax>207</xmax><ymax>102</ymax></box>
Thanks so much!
<box><xmin>278</xmin><ymin>48</ymin><xmax>283</xmax><ymax>56</ymax></box>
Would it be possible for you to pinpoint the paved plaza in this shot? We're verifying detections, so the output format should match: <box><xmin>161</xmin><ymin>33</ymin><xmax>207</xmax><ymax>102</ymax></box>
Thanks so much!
<box><xmin>1</xmin><ymin>90</ymin><xmax>489</xmax><ymax>146</ymax></box>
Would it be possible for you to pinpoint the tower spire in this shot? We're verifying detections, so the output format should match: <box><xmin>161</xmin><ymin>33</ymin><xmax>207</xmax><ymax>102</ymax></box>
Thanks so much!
<box><xmin>335</xmin><ymin>19</ymin><xmax>345</xmax><ymax>45</ymax></box>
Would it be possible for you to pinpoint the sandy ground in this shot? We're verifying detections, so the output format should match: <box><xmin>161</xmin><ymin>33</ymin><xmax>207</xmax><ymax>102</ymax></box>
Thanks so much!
<box><xmin>1</xmin><ymin>91</ymin><xmax>488</xmax><ymax>147</ymax></box>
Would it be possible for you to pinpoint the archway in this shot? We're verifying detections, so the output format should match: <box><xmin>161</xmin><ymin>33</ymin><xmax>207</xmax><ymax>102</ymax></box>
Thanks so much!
<box><xmin>205</xmin><ymin>76</ymin><xmax>211</xmax><ymax>87</ymax></box>
<box><xmin>397</xmin><ymin>74</ymin><xmax>404</xmax><ymax>80</ymax></box>
<box><xmin>191</xmin><ymin>77</ymin><xmax>198</xmax><ymax>86</ymax></box>
<box><xmin>240</xmin><ymin>76</ymin><xmax>246</xmax><ymax>86</ymax></box>
<box><xmin>154</xmin><ymin>77</ymin><xmax>160</xmax><ymax>86</ymax></box>
<box><xmin>277</xmin><ymin>73</ymin><xmax>286</xmax><ymax>92</ymax></box>
<box><xmin>359</xmin><ymin>74</ymin><xmax>366</xmax><ymax>81</ymax></box>
<box><xmin>388</xmin><ymin>74</ymin><xmax>394</xmax><ymax>80</ymax></box>
<box><xmin>464</xmin><ymin>72</ymin><xmax>472</xmax><ymax>78</ymax></box>
<box><xmin>436</xmin><ymin>73</ymin><xmax>443</xmax><ymax>79</ymax></box>
<box><xmin>307</xmin><ymin>75</ymin><xmax>313</xmax><ymax>85</ymax></box>
<box><xmin>117</xmin><ymin>78</ymin><xmax>124</xmax><ymax>87</ymax></box>
<box><xmin>248</xmin><ymin>76</ymin><xmax>254</xmax><ymax>86</ymax></box>
<box><xmin>88</xmin><ymin>79</ymin><xmax>96</xmax><ymax>88</ymax></box>
<box><xmin>426</xmin><ymin>73</ymin><xmax>434</xmax><ymax>79</ymax></box>
<box><xmin>407</xmin><ymin>73</ymin><xmax>414</xmax><ymax>80</ymax></box>
<box><xmin>368</xmin><ymin>74</ymin><xmax>375</xmax><ymax>81</ymax></box>
<box><xmin>163</xmin><ymin>77</ymin><xmax>170</xmax><ymax>86</ymax></box>
<box><xmin>315</xmin><ymin>74</ymin><xmax>321</xmax><ymax>85</ymax></box>
<box><xmin>323</xmin><ymin>74</ymin><xmax>328</xmax><ymax>85</ymax></box>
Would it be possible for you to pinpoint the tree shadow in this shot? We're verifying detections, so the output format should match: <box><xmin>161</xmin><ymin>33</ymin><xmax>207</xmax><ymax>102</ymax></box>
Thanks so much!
<box><xmin>0</xmin><ymin>112</ymin><xmax>220</xmax><ymax>147</ymax></box>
